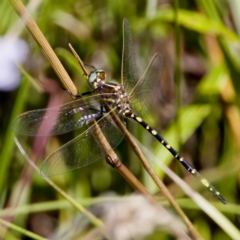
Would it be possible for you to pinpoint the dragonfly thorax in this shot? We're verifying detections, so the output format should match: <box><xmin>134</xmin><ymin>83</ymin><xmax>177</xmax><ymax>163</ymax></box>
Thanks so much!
<box><xmin>88</xmin><ymin>69</ymin><xmax>131</xmax><ymax>114</ymax></box>
<box><xmin>99</xmin><ymin>82</ymin><xmax>131</xmax><ymax>114</ymax></box>
<box><xmin>87</xmin><ymin>69</ymin><xmax>106</xmax><ymax>89</ymax></box>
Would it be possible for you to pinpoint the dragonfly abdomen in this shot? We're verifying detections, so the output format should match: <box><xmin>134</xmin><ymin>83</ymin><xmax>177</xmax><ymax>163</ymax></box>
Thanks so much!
<box><xmin>124</xmin><ymin>110</ymin><xmax>227</xmax><ymax>204</ymax></box>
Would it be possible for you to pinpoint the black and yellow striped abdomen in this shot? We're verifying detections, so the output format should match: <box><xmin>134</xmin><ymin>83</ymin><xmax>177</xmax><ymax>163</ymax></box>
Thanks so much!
<box><xmin>123</xmin><ymin>109</ymin><xmax>226</xmax><ymax>204</ymax></box>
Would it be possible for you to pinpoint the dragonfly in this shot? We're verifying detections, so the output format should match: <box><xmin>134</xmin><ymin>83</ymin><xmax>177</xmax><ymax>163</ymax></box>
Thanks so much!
<box><xmin>12</xmin><ymin>18</ymin><xmax>226</xmax><ymax>204</ymax></box>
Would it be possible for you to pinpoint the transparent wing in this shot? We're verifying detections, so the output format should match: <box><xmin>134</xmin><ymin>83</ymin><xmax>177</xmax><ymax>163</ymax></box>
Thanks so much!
<box><xmin>121</xmin><ymin>19</ymin><xmax>163</xmax><ymax>117</ymax></box>
<box><xmin>121</xmin><ymin>18</ymin><xmax>138</xmax><ymax>91</ymax></box>
<box><xmin>129</xmin><ymin>53</ymin><xmax>163</xmax><ymax>117</ymax></box>
<box><xmin>11</xmin><ymin>96</ymin><xmax>106</xmax><ymax>136</ymax></box>
<box><xmin>40</xmin><ymin>112</ymin><xmax>125</xmax><ymax>177</ymax></box>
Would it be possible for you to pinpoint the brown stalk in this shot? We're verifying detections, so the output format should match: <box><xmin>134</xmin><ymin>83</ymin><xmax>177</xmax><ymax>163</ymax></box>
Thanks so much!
<box><xmin>109</xmin><ymin>110</ymin><xmax>203</xmax><ymax>240</ymax></box>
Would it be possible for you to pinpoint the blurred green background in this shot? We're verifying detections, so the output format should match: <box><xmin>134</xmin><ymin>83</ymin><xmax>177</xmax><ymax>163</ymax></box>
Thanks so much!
<box><xmin>0</xmin><ymin>0</ymin><xmax>240</xmax><ymax>239</ymax></box>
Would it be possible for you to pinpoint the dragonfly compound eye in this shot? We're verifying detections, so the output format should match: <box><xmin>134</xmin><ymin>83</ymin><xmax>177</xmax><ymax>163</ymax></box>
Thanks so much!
<box><xmin>87</xmin><ymin>71</ymin><xmax>97</xmax><ymax>89</ymax></box>
<box><xmin>97</xmin><ymin>70</ymin><xmax>106</xmax><ymax>80</ymax></box>
<box><xmin>88</xmin><ymin>70</ymin><xmax>106</xmax><ymax>89</ymax></box>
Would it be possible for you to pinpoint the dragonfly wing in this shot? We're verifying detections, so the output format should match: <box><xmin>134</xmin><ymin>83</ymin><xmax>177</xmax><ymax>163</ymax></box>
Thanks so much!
<box><xmin>121</xmin><ymin>18</ymin><xmax>138</xmax><ymax>91</ymax></box>
<box><xmin>40</xmin><ymin>111</ymin><xmax>125</xmax><ymax>177</ymax></box>
<box><xmin>121</xmin><ymin>19</ymin><xmax>163</xmax><ymax>118</ymax></box>
<box><xmin>11</xmin><ymin>96</ymin><xmax>104</xmax><ymax>136</ymax></box>
<box><xmin>129</xmin><ymin>53</ymin><xmax>163</xmax><ymax>117</ymax></box>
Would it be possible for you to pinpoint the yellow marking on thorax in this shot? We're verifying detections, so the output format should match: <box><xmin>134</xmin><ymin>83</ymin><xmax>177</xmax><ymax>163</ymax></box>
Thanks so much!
<box><xmin>103</xmin><ymin>98</ymin><xmax>115</xmax><ymax>103</ymax></box>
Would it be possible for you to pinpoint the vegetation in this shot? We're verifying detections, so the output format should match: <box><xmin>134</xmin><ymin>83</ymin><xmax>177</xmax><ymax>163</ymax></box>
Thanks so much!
<box><xmin>0</xmin><ymin>0</ymin><xmax>240</xmax><ymax>239</ymax></box>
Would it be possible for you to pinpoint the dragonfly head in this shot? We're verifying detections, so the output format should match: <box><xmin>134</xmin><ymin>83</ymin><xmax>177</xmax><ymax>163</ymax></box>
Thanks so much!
<box><xmin>87</xmin><ymin>70</ymin><xmax>106</xmax><ymax>89</ymax></box>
